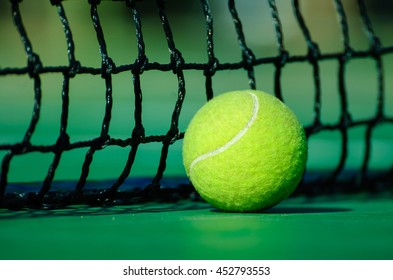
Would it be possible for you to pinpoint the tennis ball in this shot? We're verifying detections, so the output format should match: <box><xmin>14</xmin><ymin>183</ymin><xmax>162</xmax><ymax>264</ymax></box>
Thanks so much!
<box><xmin>182</xmin><ymin>90</ymin><xmax>307</xmax><ymax>212</ymax></box>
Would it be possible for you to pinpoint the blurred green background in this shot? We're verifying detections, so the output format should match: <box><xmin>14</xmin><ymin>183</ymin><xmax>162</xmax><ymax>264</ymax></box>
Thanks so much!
<box><xmin>0</xmin><ymin>0</ymin><xmax>392</xmax><ymax>184</ymax></box>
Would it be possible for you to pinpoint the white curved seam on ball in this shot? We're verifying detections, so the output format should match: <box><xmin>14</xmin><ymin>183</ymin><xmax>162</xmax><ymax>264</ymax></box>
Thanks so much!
<box><xmin>189</xmin><ymin>91</ymin><xmax>259</xmax><ymax>174</ymax></box>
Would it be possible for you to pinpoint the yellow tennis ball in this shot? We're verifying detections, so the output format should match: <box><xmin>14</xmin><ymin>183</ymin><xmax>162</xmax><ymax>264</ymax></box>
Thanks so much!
<box><xmin>182</xmin><ymin>90</ymin><xmax>307</xmax><ymax>212</ymax></box>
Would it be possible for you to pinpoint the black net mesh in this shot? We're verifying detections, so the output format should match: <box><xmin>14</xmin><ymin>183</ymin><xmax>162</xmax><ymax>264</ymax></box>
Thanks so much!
<box><xmin>0</xmin><ymin>0</ymin><xmax>392</xmax><ymax>210</ymax></box>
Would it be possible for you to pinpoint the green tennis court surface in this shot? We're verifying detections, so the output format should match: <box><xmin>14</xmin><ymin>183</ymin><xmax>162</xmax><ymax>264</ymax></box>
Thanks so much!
<box><xmin>1</xmin><ymin>192</ymin><xmax>392</xmax><ymax>260</ymax></box>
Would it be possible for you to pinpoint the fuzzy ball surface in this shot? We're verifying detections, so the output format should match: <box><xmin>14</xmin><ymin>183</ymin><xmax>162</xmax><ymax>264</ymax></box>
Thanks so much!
<box><xmin>182</xmin><ymin>90</ymin><xmax>307</xmax><ymax>212</ymax></box>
